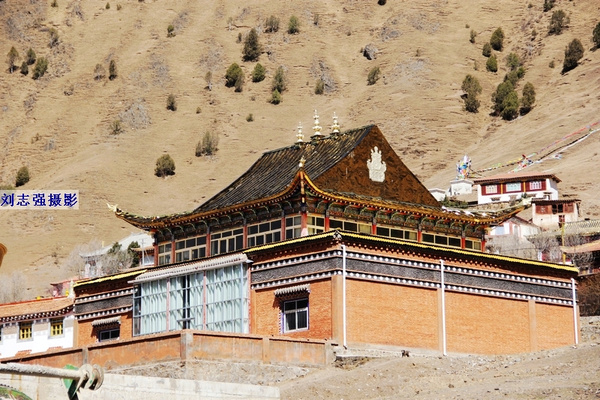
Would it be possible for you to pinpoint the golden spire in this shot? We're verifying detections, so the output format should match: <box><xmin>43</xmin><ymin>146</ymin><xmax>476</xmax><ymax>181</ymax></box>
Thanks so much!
<box><xmin>296</xmin><ymin>122</ymin><xmax>304</xmax><ymax>143</ymax></box>
<box><xmin>312</xmin><ymin>109</ymin><xmax>322</xmax><ymax>138</ymax></box>
<box><xmin>331</xmin><ymin>112</ymin><xmax>340</xmax><ymax>134</ymax></box>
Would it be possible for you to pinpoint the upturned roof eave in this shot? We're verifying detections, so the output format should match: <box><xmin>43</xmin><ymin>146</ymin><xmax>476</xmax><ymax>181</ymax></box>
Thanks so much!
<box><xmin>115</xmin><ymin>170</ymin><xmax>522</xmax><ymax>230</ymax></box>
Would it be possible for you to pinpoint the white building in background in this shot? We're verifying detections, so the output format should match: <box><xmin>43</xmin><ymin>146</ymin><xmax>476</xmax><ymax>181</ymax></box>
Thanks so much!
<box><xmin>0</xmin><ymin>297</ymin><xmax>75</xmax><ymax>359</ymax></box>
<box><xmin>473</xmin><ymin>172</ymin><xmax>560</xmax><ymax>205</ymax></box>
<box><xmin>81</xmin><ymin>232</ymin><xmax>154</xmax><ymax>278</ymax></box>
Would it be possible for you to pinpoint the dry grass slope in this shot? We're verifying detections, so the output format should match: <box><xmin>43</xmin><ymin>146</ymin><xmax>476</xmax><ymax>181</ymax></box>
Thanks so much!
<box><xmin>0</xmin><ymin>0</ymin><xmax>599</xmax><ymax>296</ymax></box>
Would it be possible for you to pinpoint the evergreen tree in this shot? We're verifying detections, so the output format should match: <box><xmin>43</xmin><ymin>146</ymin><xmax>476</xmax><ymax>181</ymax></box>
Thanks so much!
<box><xmin>109</xmin><ymin>59</ymin><xmax>117</xmax><ymax>80</ymax></box>
<box><xmin>490</xmin><ymin>27</ymin><xmax>504</xmax><ymax>51</ymax></box>
<box><xmin>15</xmin><ymin>166</ymin><xmax>30</xmax><ymax>187</ymax></box>
<box><xmin>242</xmin><ymin>28</ymin><xmax>261</xmax><ymax>62</ymax></box>
<box><xmin>492</xmin><ymin>81</ymin><xmax>514</xmax><ymax>115</ymax></box>
<box><xmin>225</xmin><ymin>63</ymin><xmax>243</xmax><ymax>87</ymax></box>
<box><xmin>482</xmin><ymin>42</ymin><xmax>492</xmax><ymax>57</ymax></box>
<box><xmin>26</xmin><ymin>48</ymin><xmax>36</xmax><ymax>65</ymax></box>
<box><xmin>271</xmin><ymin>66</ymin><xmax>287</xmax><ymax>93</ymax></box>
<box><xmin>251</xmin><ymin>63</ymin><xmax>265</xmax><ymax>82</ymax></box>
<box><xmin>7</xmin><ymin>46</ymin><xmax>19</xmax><ymax>73</ymax></box>
<box><xmin>594</xmin><ymin>22</ymin><xmax>600</xmax><ymax>49</ymax></box>
<box><xmin>520</xmin><ymin>82</ymin><xmax>536</xmax><ymax>115</ymax></box>
<box><xmin>155</xmin><ymin>154</ymin><xmax>175</xmax><ymax>177</ymax></box>
<box><xmin>486</xmin><ymin>54</ymin><xmax>498</xmax><ymax>72</ymax></box>
<box><xmin>562</xmin><ymin>38</ymin><xmax>584</xmax><ymax>73</ymax></box>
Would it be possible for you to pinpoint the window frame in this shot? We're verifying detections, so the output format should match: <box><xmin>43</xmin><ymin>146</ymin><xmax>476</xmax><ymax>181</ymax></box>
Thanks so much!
<box><xmin>19</xmin><ymin>322</ymin><xmax>33</xmax><ymax>341</ymax></box>
<box><xmin>281</xmin><ymin>298</ymin><xmax>309</xmax><ymax>333</ymax></box>
<box><xmin>483</xmin><ymin>184</ymin><xmax>498</xmax><ymax>195</ymax></box>
<box><xmin>504</xmin><ymin>182</ymin><xmax>522</xmax><ymax>193</ymax></box>
<box><xmin>98</xmin><ymin>327</ymin><xmax>120</xmax><ymax>342</ymax></box>
<box><xmin>50</xmin><ymin>319</ymin><xmax>64</xmax><ymax>337</ymax></box>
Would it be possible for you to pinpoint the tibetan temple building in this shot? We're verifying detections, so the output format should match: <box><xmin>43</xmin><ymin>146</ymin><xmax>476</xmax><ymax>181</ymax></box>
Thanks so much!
<box><xmin>86</xmin><ymin>120</ymin><xmax>579</xmax><ymax>356</ymax></box>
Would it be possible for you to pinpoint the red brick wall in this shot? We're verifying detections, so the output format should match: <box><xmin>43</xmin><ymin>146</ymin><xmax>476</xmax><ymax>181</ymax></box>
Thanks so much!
<box><xmin>251</xmin><ymin>279</ymin><xmax>333</xmax><ymax>340</ymax></box>
<box><xmin>446</xmin><ymin>292</ymin><xmax>530</xmax><ymax>354</ymax></box>
<box><xmin>535</xmin><ymin>302</ymin><xmax>575</xmax><ymax>350</ymax></box>
<box><xmin>346</xmin><ymin>280</ymin><xmax>439</xmax><ymax>349</ymax></box>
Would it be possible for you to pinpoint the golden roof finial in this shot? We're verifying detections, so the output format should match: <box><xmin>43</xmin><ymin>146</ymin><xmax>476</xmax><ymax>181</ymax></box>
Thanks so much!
<box><xmin>299</xmin><ymin>156</ymin><xmax>306</xmax><ymax>168</ymax></box>
<box><xmin>331</xmin><ymin>112</ymin><xmax>340</xmax><ymax>134</ymax></box>
<box><xmin>296</xmin><ymin>122</ymin><xmax>304</xmax><ymax>143</ymax></box>
<box><xmin>312</xmin><ymin>109</ymin><xmax>322</xmax><ymax>137</ymax></box>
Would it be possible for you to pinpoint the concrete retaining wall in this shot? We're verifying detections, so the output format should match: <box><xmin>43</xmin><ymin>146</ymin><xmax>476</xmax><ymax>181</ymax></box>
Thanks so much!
<box><xmin>0</xmin><ymin>373</ymin><xmax>280</xmax><ymax>400</ymax></box>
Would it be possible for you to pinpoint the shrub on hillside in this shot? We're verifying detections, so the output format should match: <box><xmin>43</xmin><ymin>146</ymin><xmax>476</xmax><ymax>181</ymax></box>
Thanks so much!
<box><xmin>461</xmin><ymin>75</ymin><xmax>482</xmax><ymax>113</ymax></box>
<box><xmin>548</xmin><ymin>10</ymin><xmax>569</xmax><ymax>35</ymax></box>
<box><xmin>166</xmin><ymin>94</ymin><xmax>177</xmax><ymax>111</ymax></box>
<box><xmin>20</xmin><ymin>61</ymin><xmax>28</xmax><ymax>75</ymax></box>
<box><xmin>196</xmin><ymin>131</ymin><xmax>219</xmax><ymax>156</ymax></box>
<box><xmin>469</xmin><ymin>29</ymin><xmax>477</xmax><ymax>44</ymax></box>
<box><xmin>272</xmin><ymin>66</ymin><xmax>287</xmax><ymax>93</ymax></box>
<box><xmin>520</xmin><ymin>82</ymin><xmax>536</xmax><ymax>115</ymax></box>
<box><xmin>167</xmin><ymin>24</ymin><xmax>175</xmax><ymax>38</ymax></box>
<box><xmin>593</xmin><ymin>22</ymin><xmax>600</xmax><ymax>49</ymax></box>
<box><xmin>26</xmin><ymin>48</ymin><xmax>36</xmax><ymax>65</ymax></box>
<box><xmin>251</xmin><ymin>63</ymin><xmax>265</xmax><ymax>82</ymax></box>
<box><xmin>288</xmin><ymin>15</ymin><xmax>300</xmax><ymax>34</ymax></box>
<box><xmin>490</xmin><ymin>28</ymin><xmax>504</xmax><ymax>51</ymax></box>
<box><xmin>500</xmin><ymin>91</ymin><xmax>519</xmax><ymax>120</ymax></box>
<box><xmin>246</xmin><ymin>113</ymin><xmax>254</xmax><ymax>122</ymax></box>
<box><xmin>492</xmin><ymin>80</ymin><xmax>516</xmax><ymax>116</ymax></box>
<box><xmin>315</xmin><ymin>79</ymin><xmax>325</xmax><ymax>95</ymax></box>
<box><xmin>234</xmin><ymin>71</ymin><xmax>244</xmax><ymax>92</ymax></box>
<box><xmin>543</xmin><ymin>0</ymin><xmax>555</xmax><ymax>12</ymax></box>
<box><xmin>109</xmin><ymin>59</ymin><xmax>117</xmax><ymax>80</ymax></box>
<box><xmin>482</xmin><ymin>42</ymin><xmax>492</xmax><ymax>57</ymax></box>
<box><xmin>506</xmin><ymin>52</ymin><xmax>521</xmax><ymax>71</ymax></box>
<box><xmin>265</xmin><ymin>15</ymin><xmax>280</xmax><ymax>33</ymax></box>
<box><xmin>155</xmin><ymin>154</ymin><xmax>175</xmax><ymax>177</ymax></box>
<box><xmin>486</xmin><ymin>54</ymin><xmax>498</xmax><ymax>72</ymax></box>
<box><xmin>49</xmin><ymin>28</ymin><xmax>59</xmax><ymax>48</ymax></box>
<box><xmin>243</xmin><ymin>28</ymin><xmax>261</xmax><ymax>62</ymax></box>
<box><xmin>32</xmin><ymin>57</ymin><xmax>48</xmax><ymax>80</ymax></box>
<box><xmin>270</xmin><ymin>89</ymin><xmax>282</xmax><ymax>104</ymax></box>
<box><xmin>94</xmin><ymin>63</ymin><xmax>106</xmax><ymax>80</ymax></box>
<box><xmin>7</xmin><ymin>46</ymin><xmax>19</xmax><ymax>73</ymax></box>
<box><xmin>367</xmin><ymin>66</ymin><xmax>380</xmax><ymax>85</ymax></box>
<box><xmin>562</xmin><ymin>38</ymin><xmax>584</xmax><ymax>73</ymax></box>
<box><xmin>110</xmin><ymin>119</ymin><xmax>123</xmax><ymax>135</ymax></box>
<box><xmin>225</xmin><ymin>63</ymin><xmax>243</xmax><ymax>87</ymax></box>
<box><xmin>15</xmin><ymin>166</ymin><xmax>30</xmax><ymax>187</ymax></box>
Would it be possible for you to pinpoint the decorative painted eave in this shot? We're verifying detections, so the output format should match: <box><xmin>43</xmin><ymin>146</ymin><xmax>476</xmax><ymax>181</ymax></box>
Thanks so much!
<box><xmin>244</xmin><ymin>230</ymin><xmax>579</xmax><ymax>274</ymax></box>
<box><xmin>113</xmin><ymin>169</ymin><xmax>522</xmax><ymax>231</ymax></box>
<box><xmin>73</xmin><ymin>269</ymin><xmax>148</xmax><ymax>289</ymax></box>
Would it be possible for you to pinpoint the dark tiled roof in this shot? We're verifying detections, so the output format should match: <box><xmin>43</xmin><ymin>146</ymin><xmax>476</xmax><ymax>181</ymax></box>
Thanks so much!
<box><xmin>194</xmin><ymin>126</ymin><xmax>374</xmax><ymax>213</ymax></box>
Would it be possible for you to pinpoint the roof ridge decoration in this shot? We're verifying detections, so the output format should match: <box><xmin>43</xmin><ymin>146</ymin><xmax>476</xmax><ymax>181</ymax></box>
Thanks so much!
<box><xmin>331</xmin><ymin>112</ymin><xmax>340</xmax><ymax>134</ymax></box>
<box><xmin>312</xmin><ymin>109</ymin><xmax>322</xmax><ymax>138</ymax></box>
<box><xmin>296</xmin><ymin>122</ymin><xmax>304</xmax><ymax>143</ymax></box>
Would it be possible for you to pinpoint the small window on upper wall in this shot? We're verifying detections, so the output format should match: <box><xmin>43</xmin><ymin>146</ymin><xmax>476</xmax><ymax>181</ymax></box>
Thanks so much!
<box><xmin>19</xmin><ymin>322</ymin><xmax>32</xmax><ymax>340</ymax></box>
<box><xmin>98</xmin><ymin>327</ymin><xmax>120</xmax><ymax>342</ymax></box>
<box><xmin>528</xmin><ymin>180</ymin><xmax>543</xmax><ymax>191</ymax></box>
<box><xmin>50</xmin><ymin>319</ymin><xmax>64</xmax><ymax>337</ymax></box>
<box><xmin>484</xmin><ymin>184</ymin><xmax>498</xmax><ymax>195</ymax></box>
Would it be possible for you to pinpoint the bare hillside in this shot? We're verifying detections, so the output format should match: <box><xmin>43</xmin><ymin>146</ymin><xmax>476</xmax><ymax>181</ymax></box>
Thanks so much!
<box><xmin>1</xmin><ymin>0</ymin><xmax>599</xmax><ymax>296</ymax></box>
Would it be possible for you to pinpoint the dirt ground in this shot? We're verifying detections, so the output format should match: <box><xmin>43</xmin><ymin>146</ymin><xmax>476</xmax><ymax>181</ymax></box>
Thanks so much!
<box><xmin>114</xmin><ymin>317</ymin><xmax>600</xmax><ymax>399</ymax></box>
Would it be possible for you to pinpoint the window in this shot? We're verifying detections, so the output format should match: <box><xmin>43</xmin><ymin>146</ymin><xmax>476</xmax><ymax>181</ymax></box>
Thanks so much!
<box><xmin>50</xmin><ymin>319</ymin><xmax>63</xmax><ymax>337</ymax></box>
<box><xmin>285</xmin><ymin>216</ymin><xmax>301</xmax><ymax>239</ymax></box>
<box><xmin>329</xmin><ymin>218</ymin><xmax>370</xmax><ymax>234</ymax></box>
<box><xmin>483</xmin><ymin>184</ymin><xmax>498</xmax><ymax>195</ymax></box>
<box><xmin>307</xmin><ymin>216</ymin><xmax>325</xmax><ymax>235</ymax></box>
<box><xmin>134</xmin><ymin>264</ymin><xmax>249</xmax><ymax>336</ymax></box>
<box><xmin>175</xmin><ymin>236</ymin><xmax>207</xmax><ymax>263</ymax></box>
<box><xmin>527</xmin><ymin>180</ymin><xmax>543</xmax><ymax>191</ymax></box>
<box><xmin>552</xmin><ymin>204</ymin><xmax>564</xmax><ymax>214</ymax></box>
<box><xmin>376</xmin><ymin>226</ymin><xmax>417</xmax><ymax>241</ymax></box>
<box><xmin>210</xmin><ymin>228</ymin><xmax>244</xmax><ymax>256</ymax></box>
<box><xmin>282</xmin><ymin>298</ymin><xmax>308</xmax><ymax>333</ymax></box>
<box><xmin>465</xmin><ymin>239</ymin><xmax>482</xmax><ymax>251</ymax></box>
<box><xmin>19</xmin><ymin>322</ymin><xmax>32</xmax><ymax>340</ymax></box>
<box><xmin>247</xmin><ymin>220</ymin><xmax>282</xmax><ymax>247</ymax></box>
<box><xmin>98</xmin><ymin>327</ymin><xmax>120</xmax><ymax>342</ymax></box>
<box><xmin>536</xmin><ymin>204</ymin><xmax>551</xmax><ymax>214</ymax></box>
<box><xmin>505</xmin><ymin>182</ymin><xmax>522</xmax><ymax>192</ymax></box>
<box><xmin>421</xmin><ymin>233</ymin><xmax>461</xmax><ymax>248</ymax></box>
<box><xmin>158</xmin><ymin>243</ymin><xmax>172</xmax><ymax>266</ymax></box>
